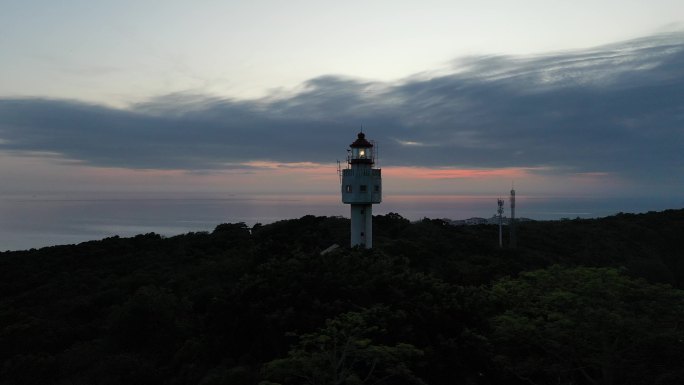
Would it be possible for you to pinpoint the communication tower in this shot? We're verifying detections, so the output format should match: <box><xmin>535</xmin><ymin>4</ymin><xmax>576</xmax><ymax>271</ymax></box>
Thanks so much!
<box><xmin>497</xmin><ymin>198</ymin><xmax>504</xmax><ymax>248</ymax></box>
<box><xmin>341</xmin><ymin>132</ymin><xmax>382</xmax><ymax>248</ymax></box>
<box><xmin>510</xmin><ymin>186</ymin><xmax>517</xmax><ymax>248</ymax></box>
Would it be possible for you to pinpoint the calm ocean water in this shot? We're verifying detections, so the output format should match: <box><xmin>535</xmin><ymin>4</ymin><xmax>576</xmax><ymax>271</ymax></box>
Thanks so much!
<box><xmin>1</xmin><ymin>192</ymin><xmax>682</xmax><ymax>251</ymax></box>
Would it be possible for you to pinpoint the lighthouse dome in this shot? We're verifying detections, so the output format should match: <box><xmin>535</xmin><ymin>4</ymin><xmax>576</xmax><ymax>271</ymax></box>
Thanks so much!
<box><xmin>350</xmin><ymin>132</ymin><xmax>373</xmax><ymax>148</ymax></box>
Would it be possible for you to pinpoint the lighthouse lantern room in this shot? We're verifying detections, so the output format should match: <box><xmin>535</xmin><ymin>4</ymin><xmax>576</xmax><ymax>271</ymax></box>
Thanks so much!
<box><xmin>341</xmin><ymin>132</ymin><xmax>382</xmax><ymax>248</ymax></box>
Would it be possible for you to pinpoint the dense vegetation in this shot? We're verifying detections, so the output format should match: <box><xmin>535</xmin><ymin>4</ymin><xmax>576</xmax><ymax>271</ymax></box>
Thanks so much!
<box><xmin>1</xmin><ymin>209</ymin><xmax>683</xmax><ymax>385</ymax></box>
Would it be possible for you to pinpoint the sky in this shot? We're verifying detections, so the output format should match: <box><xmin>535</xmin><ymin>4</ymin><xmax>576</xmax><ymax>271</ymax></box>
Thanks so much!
<box><xmin>1</xmin><ymin>0</ymin><xmax>683</xmax><ymax>206</ymax></box>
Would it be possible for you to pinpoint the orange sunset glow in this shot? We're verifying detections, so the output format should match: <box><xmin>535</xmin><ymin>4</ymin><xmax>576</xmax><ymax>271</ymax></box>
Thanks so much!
<box><xmin>382</xmin><ymin>166</ymin><xmax>537</xmax><ymax>180</ymax></box>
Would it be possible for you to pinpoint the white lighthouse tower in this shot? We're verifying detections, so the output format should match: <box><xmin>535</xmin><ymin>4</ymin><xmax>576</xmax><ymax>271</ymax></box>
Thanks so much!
<box><xmin>341</xmin><ymin>132</ymin><xmax>382</xmax><ymax>248</ymax></box>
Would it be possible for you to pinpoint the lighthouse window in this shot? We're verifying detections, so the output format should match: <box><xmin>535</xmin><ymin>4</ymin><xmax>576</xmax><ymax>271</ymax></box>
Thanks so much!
<box><xmin>345</xmin><ymin>184</ymin><xmax>352</xmax><ymax>193</ymax></box>
<box><xmin>360</xmin><ymin>185</ymin><xmax>367</xmax><ymax>192</ymax></box>
<box><xmin>374</xmin><ymin>185</ymin><xmax>380</xmax><ymax>192</ymax></box>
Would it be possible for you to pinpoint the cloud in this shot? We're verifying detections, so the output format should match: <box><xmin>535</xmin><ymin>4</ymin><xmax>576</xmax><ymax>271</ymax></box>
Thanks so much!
<box><xmin>0</xmin><ymin>32</ymin><xmax>683</xmax><ymax>185</ymax></box>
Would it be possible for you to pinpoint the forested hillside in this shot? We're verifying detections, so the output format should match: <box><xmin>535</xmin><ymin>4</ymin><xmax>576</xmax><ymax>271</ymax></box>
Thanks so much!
<box><xmin>1</xmin><ymin>209</ymin><xmax>683</xmax><ymax>385</ymax></box>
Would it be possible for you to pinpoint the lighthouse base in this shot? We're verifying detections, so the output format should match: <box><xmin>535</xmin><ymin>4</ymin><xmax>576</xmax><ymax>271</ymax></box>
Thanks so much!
<box><xmin>350</xmin><ymin>204</ymin><xmax>373</xmax><ymax>248</ymax></box>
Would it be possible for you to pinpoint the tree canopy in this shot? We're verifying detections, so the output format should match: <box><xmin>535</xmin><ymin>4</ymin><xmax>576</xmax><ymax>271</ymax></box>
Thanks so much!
<box><xmin>490</xmin><ymin>266</ymin><xmax>684</xmax><ymax>385</ymax></box>
<box><xmin>1</xmin><ymin>209</ymin><xmax>683</xmax><ymax>384</ymax></box>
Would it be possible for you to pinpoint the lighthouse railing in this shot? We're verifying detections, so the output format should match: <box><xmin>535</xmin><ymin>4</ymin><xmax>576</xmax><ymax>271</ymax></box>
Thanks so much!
<box><xmin>342</xmin><ymin>169</ymin><xmax>381</xmax><ymax>177</ymax></box>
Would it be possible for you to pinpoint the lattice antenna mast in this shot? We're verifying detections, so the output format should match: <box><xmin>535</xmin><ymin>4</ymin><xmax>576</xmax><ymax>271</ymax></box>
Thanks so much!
<box><xmin>509</xmin><ymin>183</ymin><xmax>516</xmax><ymax>248</ymax></box>
<box><xmin>337</xmin><ymin>160</ymin><xmax>342</xmax><ymax>185</ymax></box>
<box><xmin>497</xmin><ymin>198</ymin><xmax>504</xmax><ymax>248</ymax></box>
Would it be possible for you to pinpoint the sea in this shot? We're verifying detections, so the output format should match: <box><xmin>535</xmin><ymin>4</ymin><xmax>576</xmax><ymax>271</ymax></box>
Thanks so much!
<box><xmin>1</xmin><ymin>192</ymin><xmax>682</xmax><ymax>251</ymax></box>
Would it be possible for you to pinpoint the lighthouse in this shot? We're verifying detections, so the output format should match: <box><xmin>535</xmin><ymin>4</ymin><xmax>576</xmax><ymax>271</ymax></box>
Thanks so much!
<box><xmin>341</xmin><ymin>132</ymin><xmax>382</xmax><ymax>248</ymax></box>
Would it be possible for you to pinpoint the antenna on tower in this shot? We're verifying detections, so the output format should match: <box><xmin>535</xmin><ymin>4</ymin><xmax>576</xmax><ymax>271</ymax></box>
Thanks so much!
<box><xmin>509</xmin><ymin>185</ymin><xmax>517</xmax><ymax>249</ymax></box>
<box><xmin>337</xmin><ymin>160</ymin><xmax>342</xmax><ymax>185</ymax></box>
<box><xmin>497</xmin><ymin>198</ymin><xmax>504</xmax><ymax>248</ymax></box>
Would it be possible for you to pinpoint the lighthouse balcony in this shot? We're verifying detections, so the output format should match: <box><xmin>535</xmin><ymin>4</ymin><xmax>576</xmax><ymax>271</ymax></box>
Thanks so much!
<box><xmin>342</xmin><ymin>168</ymin><xmax>381</xmax><ymax>177</ymax></box>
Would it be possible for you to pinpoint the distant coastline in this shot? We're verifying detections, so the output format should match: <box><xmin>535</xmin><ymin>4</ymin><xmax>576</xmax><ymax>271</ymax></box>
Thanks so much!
<box><xmin>1</xmin><ymin>191</ymin><xmax>682</xmax><ymax>251</ymax></box>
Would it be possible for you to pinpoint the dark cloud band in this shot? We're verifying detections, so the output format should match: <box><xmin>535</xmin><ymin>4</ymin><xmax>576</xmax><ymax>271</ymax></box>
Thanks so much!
<box><xmin>0</xmin><ymin>32</ymin><xmax>682</xmax><ymax>182</ymax></box>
